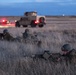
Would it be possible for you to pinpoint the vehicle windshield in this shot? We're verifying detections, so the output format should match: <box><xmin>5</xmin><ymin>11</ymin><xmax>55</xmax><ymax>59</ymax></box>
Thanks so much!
<box><xmin>24</xmin><ymin>12</ymin><xmax>37</xmax><ymax>16</ymax></box>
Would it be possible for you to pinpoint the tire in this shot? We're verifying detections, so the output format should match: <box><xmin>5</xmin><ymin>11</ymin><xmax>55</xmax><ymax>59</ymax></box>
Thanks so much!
<box><xmin>39</xmin><ymin>17</ymin><xmax>45</xmax><ymax>23</ymax></box>
<box><xmin>31</xmin><ymin>20</ymin><xmax>36</xmax><ymax>27</ymax></box>
<box><xmin>15</xmin><ymin>21</ymin><xmax>20</xmax><ymax>27</ymax></box>
<box><xmin>38</xmin><ymin>24</ymin><xmax>44</xmax><ymax>28</ymax></box>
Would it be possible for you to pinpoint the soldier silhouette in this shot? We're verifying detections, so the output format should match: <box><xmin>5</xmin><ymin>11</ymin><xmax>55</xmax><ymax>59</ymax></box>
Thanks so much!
<box><xmin>3</xmin><ymin>29</ymin><xmax>14</xmax><ymax>41</ymax></box>
<box><xmin>60</xmin><ymin>44</ymin><xmax>76</xmax><ymax>65</ymax></box>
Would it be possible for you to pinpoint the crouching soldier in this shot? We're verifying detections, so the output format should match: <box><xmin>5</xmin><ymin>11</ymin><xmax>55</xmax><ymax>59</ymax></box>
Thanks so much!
<box><xmin>3</xmin><ymin>29</ymin><xmax>14</xmax><ymax>41</ymax></box>
<box><xmin>23</xmin><ymin>29</ymin><xmax>30</xmax><ymax>39</ymax></box>
<box><xmin>60</xmin><ymin>44</ymin><xmax>76</xmax><ymax>65</ymax></box>
<box><xmin>22</xmin><ymin>29</ymin><xmax>42</xmax><ymax>46</ymax></box>
<box><xmin>22</xmin><ymin>29</ymin><xmax>30</xmax><ymax>42</ymax></box>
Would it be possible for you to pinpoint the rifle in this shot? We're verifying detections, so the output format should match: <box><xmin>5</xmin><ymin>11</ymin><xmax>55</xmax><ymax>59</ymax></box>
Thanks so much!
<box><xmin>32</xmin><ymin>50</ymin><xmax>62</xmax><ymax>62</ymax></box>
<box><xmin>49</xmin><ymin>53</ymin><xmax>61</xmax><ymax>62</ymax></box>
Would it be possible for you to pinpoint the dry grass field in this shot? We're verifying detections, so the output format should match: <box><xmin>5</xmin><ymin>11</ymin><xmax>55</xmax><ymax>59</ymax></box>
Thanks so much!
<box><xmin>0</xmin><ymin>16</ymin><xmax>76</xmax><ymax>75</ymax></box>
<box><xmin>0</xmin><ymin>26</ymin><xmax>76</xmax><ymax>75</ymax></box>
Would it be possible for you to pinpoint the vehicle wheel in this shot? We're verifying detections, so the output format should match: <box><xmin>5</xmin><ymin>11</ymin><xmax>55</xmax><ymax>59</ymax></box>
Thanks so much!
<box><xmin>31</xmin><ymin>20</ymin><xmax>36</xmax><ymax>27</ymax></box>
<box><xmin>15</xmin><ymin>21</ymin><xmax>20</xmax><ymax>27</ymax></box>
<box><xmin>39</xmin><ymin>17</ymin><xmax>45</xmax><ymax>23</ymax></box>
<box><xmin>38</xmin><ymin>24</ymin><xmax>44</xmax><ymax>28</ymax></box>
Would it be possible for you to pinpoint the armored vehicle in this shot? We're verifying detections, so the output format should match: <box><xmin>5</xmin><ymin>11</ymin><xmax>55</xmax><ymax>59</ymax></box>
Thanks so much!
<box><xmin>15</xmin><ymin>11</ymin><xmax>46</xmax><ymax>27</ymax></box>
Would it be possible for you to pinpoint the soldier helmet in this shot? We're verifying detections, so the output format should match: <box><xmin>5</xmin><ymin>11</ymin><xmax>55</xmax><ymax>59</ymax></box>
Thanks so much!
<box><xmin>61</xmin><ymin>44</ymin><xmax>72</xmax><ymax>51</ymax></box>
<box><xmin>3</xmin><ymin>29</ymin><xmax>8</xmax><ymax>33</ymax></box>
<box><xmin>25</xmin><ymin>29</ymin><xmax>29</xmax><ymax>32</ymax></box>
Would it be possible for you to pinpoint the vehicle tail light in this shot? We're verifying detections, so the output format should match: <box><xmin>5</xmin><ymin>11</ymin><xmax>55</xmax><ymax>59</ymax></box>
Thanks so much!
<box><xmin>2</xmin><ymin>20</ymin><xmax>6</xmax><ymax>22</ymax></box>
<box><xmin>35</xmin><ymin>20</ymin><xmax>39</xmax><ymax>24</ymax></box>
<box><xmin>2</xmin><ymin>19</ymin><xmax>7</xmax><ymax>24</ymax></box>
